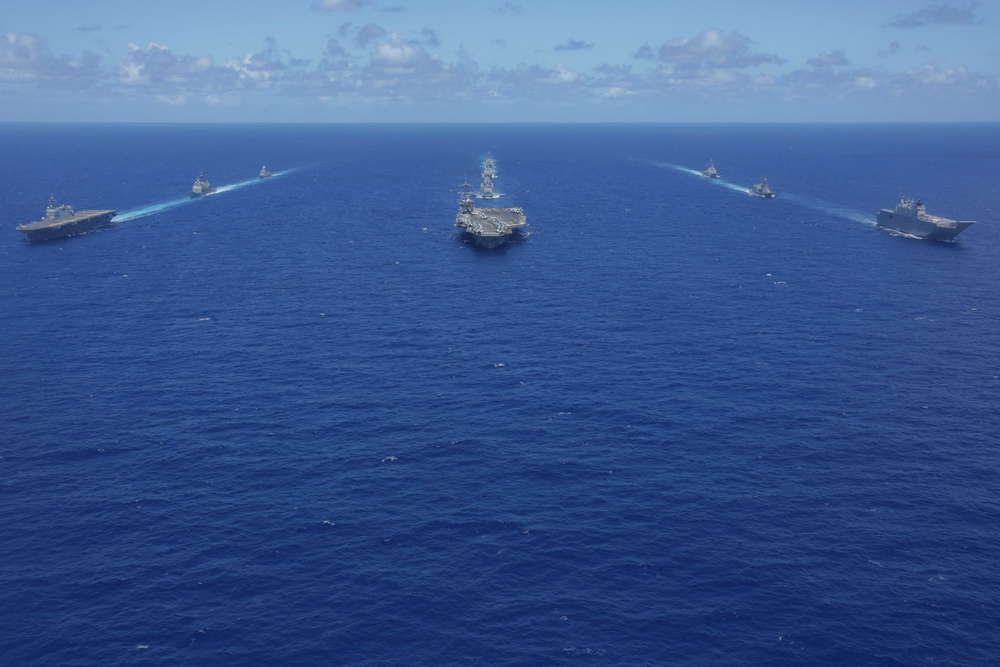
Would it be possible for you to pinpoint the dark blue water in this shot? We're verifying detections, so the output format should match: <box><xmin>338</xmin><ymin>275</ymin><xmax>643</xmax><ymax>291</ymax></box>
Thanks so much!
<box><xmin>2</xmin><ymin>123</ymin><xmax>999</xmax><ymax>665</ymax></box>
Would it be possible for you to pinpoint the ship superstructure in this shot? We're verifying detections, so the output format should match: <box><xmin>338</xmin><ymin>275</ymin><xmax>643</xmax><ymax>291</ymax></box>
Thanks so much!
<box><xmin>702</xmin><ymin>160</ymin><xmax>720</xmax><ymax>178</ymax></box>
<box><xmin>876</xmin><ymin>196</ymin><xmax>974</xmax><ymax>241</ymax></box>
<box><xmin>16</xmin><ymin>196</ymin><xmax>116</xmax><ymax>242</ymax></box>
<box><xmin>749</xmin><ymin>176</ymin><xmax>775</xmax><ymax>198</ymax></box>
<box><xmin>455</xmin><ymin>180</ymin><xmax>527</xmax><ymax>249</ymax></box>
<box><xmin>190</xmin><ymin>172</ymin><xmax>217</xmax><ymax>197</ymax></box>
<box><xmin>259</xmin><ymin>165</ymin><xmax>272</xmax><ymax>178</ymax></box>
<box><xmin>479</xmin><ymin>155</ymin><xmax>499</xmax><ymax>199</ymax></box>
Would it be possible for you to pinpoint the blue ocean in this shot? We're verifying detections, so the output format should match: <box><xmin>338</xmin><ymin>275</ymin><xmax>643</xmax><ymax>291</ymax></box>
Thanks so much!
<box><xmin>1</xmin><ymin>123</ymin><xmax>998</xmax><ymax>665</ymax></box>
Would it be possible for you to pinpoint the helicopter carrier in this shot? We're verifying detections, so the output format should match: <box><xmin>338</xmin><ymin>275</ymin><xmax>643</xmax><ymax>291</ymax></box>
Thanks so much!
<box><xmin>16</xmin><ymin>196</ymin><xmax>116</xmax><ymax>242</ymax></box>
<box><xmin>876</xmin><ymin>196</ymin><xmax>974</xmax><ymax>241</ymax></box>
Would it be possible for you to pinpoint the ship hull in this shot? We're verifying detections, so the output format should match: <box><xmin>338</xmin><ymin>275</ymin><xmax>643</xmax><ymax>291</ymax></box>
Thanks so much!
<box><xmin>464</xmin><ymin>231</ymin><xmax>512</xmax><ymax>249</ymax></box>
<box><xmin>876</xmin><ymin>210</ymin><xmax>973</xmax><ymax>241</ymax></box>
<box><xmin>17</xmin><ymin>210</ymin><xmax>116</xmax><ymax>242</ymax></box>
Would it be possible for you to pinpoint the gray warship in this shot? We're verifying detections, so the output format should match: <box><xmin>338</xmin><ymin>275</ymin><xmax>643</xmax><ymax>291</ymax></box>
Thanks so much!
<box><xmin>190</xmin><ymin>172</ymin><xmax>217</xmax><ymax>197</ymax></box>
<box><xmin>455</xmin><ymin>181</ymin><xmax>527</xmax><ymax>249</ymax></box>
<box><xmin>876</xmin><ymin>196</ymin><xmax>974</xmax><ymax>241</ymax></box>
<box><xmin>702</xmin><ymin>160</ymin><xmax>720</xmax><ymax>178</ymax></box>
<box><xmin>749</xmin><ymin>176</ymin><xmax>774</xmax><ymax>198</ymax></box>
<box><xmin>259</xmin><ymin>165</ymin><xmax>272</xmax><ymax>178</ymax></box>
<box><xmin>16</xmin><ymin>196</ymin><xmax>116</xmax><ymax>242</ymax></box>
<box><xmin>479</xmin><ymin>156</ymin><xmax>499</xmax><ymax>199</ymax></box>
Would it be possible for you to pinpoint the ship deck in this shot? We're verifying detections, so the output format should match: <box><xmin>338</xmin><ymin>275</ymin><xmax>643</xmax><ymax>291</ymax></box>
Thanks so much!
<box><xmin>17</xmin><ymin>210</ymin><xmax>117</xmax><ymax>231</ymax></box>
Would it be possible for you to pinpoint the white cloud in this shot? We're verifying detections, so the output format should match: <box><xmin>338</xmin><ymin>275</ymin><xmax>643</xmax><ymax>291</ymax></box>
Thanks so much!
<box><xmin>373</xmin><ymin>33</ymin><xmax>416</xmax><ymax>65</ymax></box>
<box><xmin>312</xmin><ymin>0</ymin><xmax>367</xmax><ymax>11</ymax></box>
<box><xmin>807</xmin><ymin>50</ymin><xmax>851</xmax><ymax>68</ymax></box>
<box><xmin>885</xmin><ymin>1</ymin><xmax>983</xmax><ymax>28</ymax></box>
<box><xmin>0</xmin><ymin>32</ymin><xmax>101</xmax><ymax>84</ymax></box>
<box><xmin>656</xmin><ymin>29</ymin><xmax>785</xmax><ymax>69</ymax></box>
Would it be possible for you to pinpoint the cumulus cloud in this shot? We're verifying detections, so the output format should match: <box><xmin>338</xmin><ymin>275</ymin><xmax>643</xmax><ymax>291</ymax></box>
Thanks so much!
<box><xmin>655</xmin><ymin>29</ymin><xmax>785</xmax><ymax>69</ymax></box>
<box><xmin>3</xmin><ymin>22</ymin><xmax>997</xmax><ymax>119</ymax></box>
<box><xmin>884</xmin><ymin>1</ymin><xmax>983</xmax><ymax>27</ymax></box>
<box><xmin>0</xmin><ymin>32</ymin><xmax>101</xmax><ymax>84</ymax></box>
<box><xmin>632</xmin><ymin>43</ymin><xmax>655</xmax><ymax>60</ymax></box>
<box><xmin>878</xmin><ymin>41</ymin><xmax>903</xmax><ymax>57</ymax></box>
<box><xmin>118</xmin><ymin>42</ymin><xmax>222</xmax><ymax>89</ymax></box>
<box><xmin>421</xmin><ymin>28</ymin><xmax>440</xmax><ymax>48</ymax></box>
<box><xmin>494</xmin><ymin>2</ymin><xmax>524</xmax><ymax>14</ymax></box>
<box><xmin>807</xmin><ymin>49</ymin><xmax>851</xmax><ymax>67</ymax></box>
<box><xmin>555</xmin><ymin>39</ymin><xmax>594</xmax><ymax>52</ymax></box>
<box><xmin>312</xmin><ymin>0</ymin><xmax>367</xmax><ymax>11</ymax></box>
<box><xmin>355</xmin><ymin>23</ymin><xmax>388</xmax><ymax>47</ymax></box>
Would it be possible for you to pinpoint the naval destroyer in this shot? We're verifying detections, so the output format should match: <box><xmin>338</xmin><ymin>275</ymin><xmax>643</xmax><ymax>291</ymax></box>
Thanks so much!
<box><xmin>479</xmin><ymin>156</ymin><xmax>499</xmax><ymax>199</ymax></box>
<box><xmin>190</xmin><ymin>172</ymin><xmax>217</xmax><ymax>197</ymax></box>
<box><xmin>259</xmin><ymin>165</ymin><xmax>272</xmax><ymax>178</ymax></box>
<box><xmin>702</xmin><ymin>160</ymin><xmax>720</xmax><ymax>178</ymax></box>
<box><xmin>749</xmin><ymin>176</ymin><xmax>775</xmax><ymax>198</ymax></box>
<box><xmin>16</xmin><ymin>196</ymin><xmax>116</xmax><ymax>242</ymax></box>
<box><xmin>455</xmin><ymin>181</ymin><xmax>527</xmax><ymax>249</ymax></box>
<box><xmin>876</xmin><ymin>196</ymin><xmax>974</xmax><ymax>241</ymax></box>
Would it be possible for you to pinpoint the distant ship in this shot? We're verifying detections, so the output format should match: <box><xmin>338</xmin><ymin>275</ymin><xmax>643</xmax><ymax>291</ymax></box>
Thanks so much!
<box><xmin>190</xmin><ymin>172</ymin><xmax>217</xmax><ymax>197</ymax></box>
<box><xmin>749</xmin><ymin>176</ymin><xmax>775</xmax><ymax>198</ymax></box>
<box><xmin>876</xmin><ymin>196</ymin><xmax>974</xmax><ymax>241</ymax></box>
<box><xmin>455</xmin><ymin>181</ymin><xmax>527</xmax><ymax>249</ymax></box>
<box><xmin>480</xmin><ymin>157</ymin><xmax>499</xmax><ymax>199</ymax></box>
<box><xmin>259</xmin><ymin>165</ymin><xmax>272</xmax><ymax>178</ymax></box>
<box><xmin>16</xmin><ymin>196</ymin><xmax>116</xmax><ymax>242</ymax></box>
<box><xmin>702</xmin><ymin>160</ymin><xmax>720</xmax><ymax>179</ymax></box>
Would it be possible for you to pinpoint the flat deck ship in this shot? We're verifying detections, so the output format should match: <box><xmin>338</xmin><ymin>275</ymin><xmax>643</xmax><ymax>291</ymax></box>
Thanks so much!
<box><xmin>16</xmin><ymin>196</ymin><xmax>116</xmax><ymax>242</ymax></box>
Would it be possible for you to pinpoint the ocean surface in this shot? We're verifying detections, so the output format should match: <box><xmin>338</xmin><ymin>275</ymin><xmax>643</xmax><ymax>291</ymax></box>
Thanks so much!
<box><xmin>1</xmin><ymin>123</ymin><xmax>999</xmax><ymax>665</ymax></box>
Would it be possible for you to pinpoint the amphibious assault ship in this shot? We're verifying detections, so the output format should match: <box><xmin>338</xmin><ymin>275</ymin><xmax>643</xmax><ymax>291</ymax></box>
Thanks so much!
<box><xmin>455</xmin><ymin>181</ymin><xmax>527</xmax><ymax>249</ymax></box>
<box><xmin>749</xmin><ymin>176</ymin><xmax>774</xmax><ymax>198</ymax></box>
<box><xmin>876</xmin><ymin>196</ymin><xmax>974</xmax><ymax>241</ymax></box>
<box><xmin>702</xmin><ymin>160</ymin><xmax>720</xmax><ymax>178</ymax></box>
<box><xmin>190</xmin><ymin>172</ymin><xmax>217</xmax><ymax>197</ymax></box>
<box><xmin>16</xmin><ymin>196</ymin><xmax>116</xmax><ymax>242</ymax></box>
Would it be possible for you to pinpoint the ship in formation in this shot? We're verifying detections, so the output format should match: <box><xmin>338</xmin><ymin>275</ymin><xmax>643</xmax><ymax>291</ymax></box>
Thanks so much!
<box><xmin>190</xmin><ymin>172</ymin><xmax>217</xmax><ymax>197</ymax></box>
<box><xmin>749</xmin><ymin>176</ymin><xmax>775</xmax><ymax>198</ymax></box>
<box><xmin>479</xmin><ymin>154</ymin><xmax>499</xmax><ymax>200</ymax></box>
<box><xmin>12</xmin><ymin>158</ymin><xmax>979</xmax><ymax>245</ymax></box>
<box><xmin>455</xmin><ymin>179</ymin><xmax>527</xmax><ymax>249</ymax></box>
<box><xmin>16</xmin><ymin>196</ymin><xmax>117</xmax><ymax>242</ymax></box>
<box><xmin>876</xmin><ymin>196</ymin><xmax>974</xmax><ymax>241</ymax></box>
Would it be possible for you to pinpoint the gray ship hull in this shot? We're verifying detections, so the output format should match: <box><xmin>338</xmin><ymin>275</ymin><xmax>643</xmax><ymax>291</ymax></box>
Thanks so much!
<box><xmin>455</xmin><ymin>206</ymin><xmax>526</xmax><ymax>250</ymax></box>
<box><xmin>876</xmin><ymin>210</ymin><xmax>973</xmax><ymax>241</ymax></box>
<box><xmin>17</xmin><ymin>210</ymin><xmax>116</xmax><ymax>242</ymax></box>
<box><xmin>467</xmin><ymin>232</ymin><xmax>509</xmax><ymax>249</ymax></box>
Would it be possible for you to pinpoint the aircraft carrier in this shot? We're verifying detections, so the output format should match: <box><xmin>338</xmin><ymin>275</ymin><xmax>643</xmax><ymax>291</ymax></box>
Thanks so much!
<box><xmin>455</xmin><ymin>181</ymin><xmax>526</xmax><ymax>249</ymax></box>
<box><xmin>16</xmin><ymin>196</ymin><xmax>116</xmax><ymax>242</ymax></box>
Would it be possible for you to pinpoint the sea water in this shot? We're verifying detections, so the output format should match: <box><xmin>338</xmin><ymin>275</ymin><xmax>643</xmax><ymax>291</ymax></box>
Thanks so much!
<box><xmin>1</xmin><ymin>123</ymin><xmax>999</xmax><ymax>665</ymax></box>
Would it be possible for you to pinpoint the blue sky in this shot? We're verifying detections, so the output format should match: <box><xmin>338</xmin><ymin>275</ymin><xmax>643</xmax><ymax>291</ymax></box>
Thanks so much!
<box><xmin>1</xmin><ymin>0</ymin><xmax>997</xmax><ymax>122</ymax></box>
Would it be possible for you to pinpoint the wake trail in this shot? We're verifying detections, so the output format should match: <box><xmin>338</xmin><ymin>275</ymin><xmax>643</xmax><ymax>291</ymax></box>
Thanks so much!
<box><xmin>113</xmin><ymin>168</ymin><xmax>296</xmax><ymax>223</ymax></box>
<box><xmin>652</xmin><ymin>160</ymin><xmax>873</xmax><ymax>225</ymax></box>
